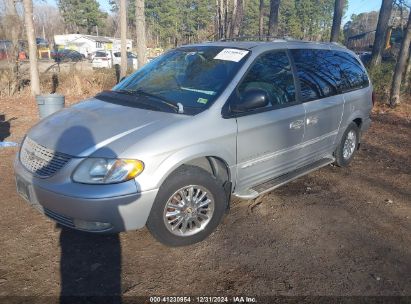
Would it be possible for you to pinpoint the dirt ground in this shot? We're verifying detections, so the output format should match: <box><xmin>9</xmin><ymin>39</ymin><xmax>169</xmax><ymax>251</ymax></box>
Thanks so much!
<box><xmin>0</xmin><ymin>95</ymin><xmax>410</xmax><ymax>301</ymax></box>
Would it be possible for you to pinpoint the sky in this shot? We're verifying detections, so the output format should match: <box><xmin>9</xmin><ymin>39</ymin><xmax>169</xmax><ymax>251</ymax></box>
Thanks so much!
<box><xmin>344</xmin><ymin>0</ymin><xmax>382</xmax><ymax>22</ymax></box>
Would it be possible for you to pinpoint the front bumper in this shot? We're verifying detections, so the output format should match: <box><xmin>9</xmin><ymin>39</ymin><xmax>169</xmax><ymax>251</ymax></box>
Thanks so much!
<box><xmin>14</xmin><ymin>156</ymin><xmax>158</xmax><ymax>233</ymax></box>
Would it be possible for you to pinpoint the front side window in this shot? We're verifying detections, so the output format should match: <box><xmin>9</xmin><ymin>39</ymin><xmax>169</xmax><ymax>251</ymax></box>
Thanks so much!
<box><xmin>238</xmin><ymin>51</ymin><xmax>296</xmax><ymax>106</ymax></box>
<box><xmin>112</xmin><ymin>46</ymin><xmax>250</xmax><ymax>113</ymax></box>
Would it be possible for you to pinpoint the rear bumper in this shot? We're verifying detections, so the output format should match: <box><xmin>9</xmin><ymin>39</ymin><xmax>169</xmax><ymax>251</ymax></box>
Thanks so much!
<box><xmin>92</xmin><ymin>61</ymin><xmax>111</xmax><ymax>69</ymax></box>
<box><xmin>14</xmin><ymin>156</ymin><xmax>158</xmax><ymax>233</ymax></box>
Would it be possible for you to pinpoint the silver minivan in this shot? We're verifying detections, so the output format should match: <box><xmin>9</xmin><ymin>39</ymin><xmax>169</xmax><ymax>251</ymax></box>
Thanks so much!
<box><xmin>14</xmin><ymin>40</ymin><xmax>373</xmax><ymax>246</ymax></box>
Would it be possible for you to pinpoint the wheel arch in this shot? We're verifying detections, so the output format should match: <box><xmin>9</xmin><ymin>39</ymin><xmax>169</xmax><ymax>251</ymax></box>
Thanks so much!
<box><xmin>149</xmin><ymin>144</ymin><xmax>236</xmax><ymax>191</ymax></box>
<box><xmin>336</xmin><ymin>110</ymin><xmax>365</xmax><ymax>145</ymax></box>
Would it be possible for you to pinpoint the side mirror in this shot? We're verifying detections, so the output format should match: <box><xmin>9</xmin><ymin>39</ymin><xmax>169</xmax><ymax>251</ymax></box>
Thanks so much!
<box><xmin>231</xmin><ymin>88</ymin><xmax>269</xmax><ymax>113</ymax></box>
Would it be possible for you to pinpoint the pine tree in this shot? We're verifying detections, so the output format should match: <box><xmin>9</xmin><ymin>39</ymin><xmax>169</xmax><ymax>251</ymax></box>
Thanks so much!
<box><xmin>58</xmin><ymin>0</ymin><xmax>107</xmax><ymax>34</ymax></box>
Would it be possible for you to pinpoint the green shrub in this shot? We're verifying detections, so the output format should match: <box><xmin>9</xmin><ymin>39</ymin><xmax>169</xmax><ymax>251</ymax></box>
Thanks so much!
<box><xmin>367</xmin><ymin>62</ymin><xmax>395</xmax><ymax>104</ymax></box>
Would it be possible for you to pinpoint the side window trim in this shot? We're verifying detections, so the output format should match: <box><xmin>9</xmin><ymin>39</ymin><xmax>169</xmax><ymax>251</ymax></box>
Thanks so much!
<box><xmin>222</xmin><ymin>49</ymin><xmax>301</xmax><ymax>118</ymax></box>
<box><xmin>286</xmin><ymin>48</ymin><xmax>303</xmax><ymax>104</ymax></box>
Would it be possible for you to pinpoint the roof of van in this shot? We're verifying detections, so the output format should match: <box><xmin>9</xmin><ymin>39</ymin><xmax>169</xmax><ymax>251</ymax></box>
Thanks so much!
<box><xmin>182</xmin><ymin>39</ymin><xmax>349</xmax><ymax>52</ymax></box>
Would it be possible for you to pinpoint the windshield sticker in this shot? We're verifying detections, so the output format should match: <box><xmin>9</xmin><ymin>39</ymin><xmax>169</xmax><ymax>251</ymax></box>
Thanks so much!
<box><xmin>197</xmin><ymin>98</ymin><xmax>208</xmax><ymax>104</ymax></box>
<box><xmin>181</xmin><ymin>87</ymin><xmax>216</xmax><ymax>95</ymax></box>
<box><xmin>214</xmin><ymin>48</ymin><xmax>249</xmax><ymax>62</ymax></box>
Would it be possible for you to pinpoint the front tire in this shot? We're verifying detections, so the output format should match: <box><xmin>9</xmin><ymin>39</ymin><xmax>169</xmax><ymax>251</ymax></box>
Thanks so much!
<box><xmin>146</xmin><ymin>165</ymin><xmax>227</xmax><ymax>247</ymax></box>
<box><xmin>334</xmin><ymin>122</ymin><xmax>360</xmax><ymax>167</ymax></box>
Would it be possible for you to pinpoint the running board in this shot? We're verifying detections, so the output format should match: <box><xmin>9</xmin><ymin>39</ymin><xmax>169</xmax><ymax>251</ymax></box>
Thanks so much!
<box><xmin>234</xmin><ymin>157</ymin><xmax>335</xmax><ymax>200</ymax></box>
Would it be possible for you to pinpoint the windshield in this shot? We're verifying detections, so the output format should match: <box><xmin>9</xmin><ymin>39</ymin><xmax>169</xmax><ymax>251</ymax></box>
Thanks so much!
<box><xmin>112</xmin><ymin>46</ymin><xmax>250</xmax><ymax>113</ymax></box>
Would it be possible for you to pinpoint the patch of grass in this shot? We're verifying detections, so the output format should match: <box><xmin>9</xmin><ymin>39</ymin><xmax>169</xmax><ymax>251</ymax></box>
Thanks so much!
<box><xmin>41</xmin><ymin>69</ymin><xmax>117</xmax><ymax>99</ymax></box>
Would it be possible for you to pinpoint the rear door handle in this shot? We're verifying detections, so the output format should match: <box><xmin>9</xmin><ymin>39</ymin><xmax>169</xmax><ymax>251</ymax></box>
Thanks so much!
<box><xmin>289</xmin><ymin>120</ymin><xmax>304</xmax><ymax>130</ymax></box>
<box><xmin>306</xmin><ymin>116</ymin><xmax>319</xmax><ymax>126</ymax></box>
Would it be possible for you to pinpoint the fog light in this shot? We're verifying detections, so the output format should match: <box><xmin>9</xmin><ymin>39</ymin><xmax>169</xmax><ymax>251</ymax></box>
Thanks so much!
<box><xmin>73</xmin><ymin>219</ymin><xmax>112</xmax><ymax>231</ymax></box>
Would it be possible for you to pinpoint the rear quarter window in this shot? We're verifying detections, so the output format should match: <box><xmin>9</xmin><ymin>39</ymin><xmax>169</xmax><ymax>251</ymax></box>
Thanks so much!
<box><xmin>332</xmin><ymin>51</ymin><xmax>369</xmax><ymax>92</ymax></box>
<box><xmin>291</xmin><ymin>48</ymin><xmax>369</xmax><ymax>102</ymax></box>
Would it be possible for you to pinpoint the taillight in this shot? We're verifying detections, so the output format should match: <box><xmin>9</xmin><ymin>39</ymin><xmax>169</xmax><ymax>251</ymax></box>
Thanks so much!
<box><xmin>372</xmin><ymin>91</ymin><xmax>376</xmax><ymax>107</ymax></box>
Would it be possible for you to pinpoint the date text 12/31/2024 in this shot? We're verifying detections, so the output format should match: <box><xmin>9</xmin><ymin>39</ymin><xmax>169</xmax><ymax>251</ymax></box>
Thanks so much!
<box><xmin>149</xmin><ymin>296</ymin><xmax>257</xmax><ymax>303</ymax></box>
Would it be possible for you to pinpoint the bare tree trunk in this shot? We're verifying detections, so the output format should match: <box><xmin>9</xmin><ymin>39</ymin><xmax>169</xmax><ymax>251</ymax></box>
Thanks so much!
<box><xmin>23</xmin><ymin>0</ymin><xmax>40</xmax><ymax>96</ymax></box>
<box><xmin>218</xmin><ymin>0</ymin><xmax>225</xmax><ymax>39</ymax></box>
<box><xmin>259</xmin><ymin>0</ymin><xmax>264</xmax><ymax>39</ymax></box>
<box><xmin>225</xmin><ymin>0</ymin><xmax>231</xmax><ymax>39</ymax></box>
<box><xmin>403</xmin><ymin>48</ymin><xmax>411</xmax><ymax>89</ymax></box>
<box><xmin>268</xmin><ymin>0</ymin><xmax>280</xmax><ymax>37</ymax></box>
<box><xmin>330</xmin><ymin>0</ymin><xmax>344</xmax><ymax>42</ymax></box>
<box><xmin>215</xmin><ymin>0</ymin><xmax>220</xmax><ymax>39</ymax></box>
<box><xmin>230</xmin><ymin>0</ymin><xmax>243</xmax><ymax>37</ymax></box>
<box><xmin>135</xmin><ymin>0</ymin><xmax>147</xmax><ymax>68</ymax></box>
<box><xmin>5</xmin><ymin>0</ymin><xmax>20</xmax><ymax>95</ymax></box>
<box><xmin>370</xmin><ymin>0</ymin><xmax>394</xmax><ymax>67</ymax></box>
<box><xmin>120</xmin><ymin>0</ymin><xmax>127</xmax><ymax>78</ymax></box>
<box><xmin>234</xmin><ymin>0</ymin><xmax>243</xmax><ymax>37</ymax></box>
<box><xmin>229</xmin><ymin>0</ymin><xmax>237</xmax><ymax>38</ymax></box>
<box><xmin>389</xmin><ymin>12</ymin><xmax>411</xmax><ymax>107</ymax></box>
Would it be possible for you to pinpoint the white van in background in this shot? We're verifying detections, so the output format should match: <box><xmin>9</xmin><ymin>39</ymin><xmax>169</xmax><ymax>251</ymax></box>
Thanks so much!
<box><xmin>92</xmin><ymin>51</ymin><xmax>138</xmax><ymax>70</ymax></box>
<box><xmin>91</xmin><ymin>51</ymin><xmax>112</xmax><ymax>69</ymax></box>
<box><xmin>113</xmin><ymin>51</ymin><xmax>138</xmax><ymax>70</ymax></box>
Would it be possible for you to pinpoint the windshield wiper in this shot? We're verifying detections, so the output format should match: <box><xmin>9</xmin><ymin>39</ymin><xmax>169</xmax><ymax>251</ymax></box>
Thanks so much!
<box><xmin>115</xmin><ymin>89</ymin><xmax>181</xmax><ymax>113</ymax></box>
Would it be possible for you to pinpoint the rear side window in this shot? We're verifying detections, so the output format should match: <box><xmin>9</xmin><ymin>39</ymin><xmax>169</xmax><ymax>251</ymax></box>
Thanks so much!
<box><xmin>332</xmin><ymin>51</ymin><xmax>369</xmax><ymax>92</ymax></box>
<box><xmin>291</xmin><ymin>49</ymin><xmax>341</xmax><ymax>102</ymax></box>
<box><xmin>238</xmin><ymin>51</ymin><xmax>296</xmax><ymax>106</ymax></box>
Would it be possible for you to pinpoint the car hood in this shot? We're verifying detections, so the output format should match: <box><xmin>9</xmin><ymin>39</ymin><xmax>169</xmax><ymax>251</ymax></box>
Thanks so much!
<box><xmin>27</xmin><ymin>98</ymin><xmax>184</xmax><ymax>157</ymax></box>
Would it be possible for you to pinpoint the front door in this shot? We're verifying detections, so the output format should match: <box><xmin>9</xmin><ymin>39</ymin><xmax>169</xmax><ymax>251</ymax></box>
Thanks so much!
<box><xmin>233</xmin><ymin>50</ymin><xmax>305</xmax><ymax>191</ymax></box>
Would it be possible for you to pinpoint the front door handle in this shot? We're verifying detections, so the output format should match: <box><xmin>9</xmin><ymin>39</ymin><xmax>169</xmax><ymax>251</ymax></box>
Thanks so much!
<box><xmin>289</xmin><ymin>120</ymin><xmax>304</xmax><ymax>130</ymax></box>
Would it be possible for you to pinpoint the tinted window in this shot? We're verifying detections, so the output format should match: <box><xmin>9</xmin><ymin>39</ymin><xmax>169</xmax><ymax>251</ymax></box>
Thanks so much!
<box><xmin>333</xmin><ymin>51</ymin><xmax>369</xmax><ymax>91</ymax></box>
<box><xmin>291</xmin><ymin>49</ymin><xmax>341</xmax><ymax>102</ymax></box>
<box><xmin>114</xmin><ymin>52</ymin><xmax>136</xmax><ymax>58</ymax></box>
<box><xmin>95</xmin><ymin>51</ymin><xmax>108</xmax><ymax>57</ymax></box>
<box><xmin>239</xmin><ymin>51</ymin><xmax>296</xmax><ymax>106</ymax></box>
<box><xmin>128</xmin><ymin>52</ymin><xmax>137</xmax><ymax>58</ymax></box>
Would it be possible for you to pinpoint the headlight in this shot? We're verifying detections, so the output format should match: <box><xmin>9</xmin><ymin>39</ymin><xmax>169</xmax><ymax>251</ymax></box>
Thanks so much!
<box><xmin>72</xmin><ymin>158</ymin><xmax>144</xmax><ymax>184</ymax></box>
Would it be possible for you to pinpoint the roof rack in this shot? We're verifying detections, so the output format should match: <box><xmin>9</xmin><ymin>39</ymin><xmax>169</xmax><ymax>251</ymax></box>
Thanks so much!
<box><xmin>218</xmin><ymin>36</ymin><xmax>347</xmax><ymax>48</ymax></box>
<box><xmin>219</xmin><ymin>36</ymin><xmax>288</xmax><ymax>42</ymax></box>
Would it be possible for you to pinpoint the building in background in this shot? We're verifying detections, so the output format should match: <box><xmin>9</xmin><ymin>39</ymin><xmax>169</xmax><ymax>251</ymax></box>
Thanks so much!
<box><xmin>54</xmin><ymin>34</ymin><xmax>133</xmax><ymax>58</ymax></box>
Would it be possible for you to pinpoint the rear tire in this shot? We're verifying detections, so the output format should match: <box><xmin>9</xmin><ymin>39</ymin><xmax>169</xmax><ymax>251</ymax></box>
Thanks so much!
<box><xmin>146</xmin><ymin>165</ymin><xmax>227</xmax><ymax>247</ymax></box>
<box><xmin>334</xmin><ymin>122</ymin><xmax>360</xmax><ymax>167</ymax></box>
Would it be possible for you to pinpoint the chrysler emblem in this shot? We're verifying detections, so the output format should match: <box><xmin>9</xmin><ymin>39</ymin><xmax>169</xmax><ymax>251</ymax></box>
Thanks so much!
<box><xmin>26</xmin><ymin>149</ymin><xmax>44</xmax><ymax>164</ymax></box>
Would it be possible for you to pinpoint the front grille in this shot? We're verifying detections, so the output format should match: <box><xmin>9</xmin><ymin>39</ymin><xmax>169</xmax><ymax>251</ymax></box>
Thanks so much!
<box><xmin>20</xmin><ymin>137</ymin><xmax>72</xmax><ymax>177</ymax></box>
<box><xmin>44</xmin><ymin>208</ymin><xmax>75</xmax><ymax>228</ymax></box>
